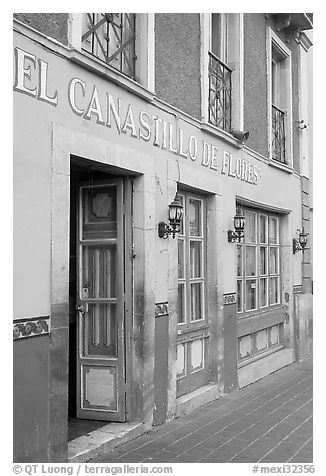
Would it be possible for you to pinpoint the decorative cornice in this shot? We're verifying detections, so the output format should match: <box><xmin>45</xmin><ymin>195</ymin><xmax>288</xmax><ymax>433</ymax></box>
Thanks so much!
<box><xmin>13</xmin><ymin>316</ymin><xmax>50</xmax><ymax>340</ymax></box>
<box><xmin>155</xmin><ymin>302</ymin><xmax>169</xmax><ymax>318</ymax></box>
<box><xmin>295</xmin><ymin>31</ymin><xmax>313</xmax><ymax>51</ymax></box>
<box><xmin>223</xmin><ymin>293</ymin><xmax>237</xmax><ymax>306</ymax></box>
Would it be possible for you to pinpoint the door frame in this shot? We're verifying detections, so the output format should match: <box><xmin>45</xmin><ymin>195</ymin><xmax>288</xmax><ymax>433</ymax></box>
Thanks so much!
<box><xmin>75</xmin><ymin>177</ymin><xmax>128</xmax><ymax>421</ymax></box>
<box><xmin>51</xmin><ymin>123</ymin><xmax>157</xmax><ymax>459</ymax></box>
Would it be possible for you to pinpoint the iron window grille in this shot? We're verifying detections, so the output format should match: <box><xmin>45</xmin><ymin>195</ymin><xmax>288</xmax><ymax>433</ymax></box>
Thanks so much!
<box><xmin>208</xmin><ymin>51</ymin><xmax>232</xmax><ymax>131</ymax></box>
<box><xmin>272</xmin><ymin>104</ymin><xmax>286</xmax><ymax>164</ymax></box>
<box><xmin>82</xmin><ymin>13</ymin><xmax>136</xmax><ymax>80</ymax></box>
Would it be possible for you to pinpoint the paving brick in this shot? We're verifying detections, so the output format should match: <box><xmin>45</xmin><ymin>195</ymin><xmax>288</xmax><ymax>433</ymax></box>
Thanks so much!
<box><xmin>91</xmin><ymin>358</ymin><xmax>313</xmax><ymax>464</ymax></box>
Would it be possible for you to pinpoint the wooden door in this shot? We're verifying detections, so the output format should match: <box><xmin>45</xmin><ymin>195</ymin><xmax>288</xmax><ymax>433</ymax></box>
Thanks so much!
<box><xmin>76</xmin><ymin>179</ymin><xmax>126</xmax><ymax>421</ymax></box>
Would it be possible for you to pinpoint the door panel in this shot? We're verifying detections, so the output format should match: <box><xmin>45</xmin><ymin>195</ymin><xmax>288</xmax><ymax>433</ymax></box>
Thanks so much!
<box><xmin>76</xmin><ymin>180</ymin><xmax>126</xmax><ymax>421</ymax></box>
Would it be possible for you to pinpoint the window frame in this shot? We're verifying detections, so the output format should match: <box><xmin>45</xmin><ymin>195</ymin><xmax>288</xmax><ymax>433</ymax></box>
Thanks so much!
<box><xmin>236</xmin><ymin>208</ymin><xmax>282</xmax><ymax>318</ymax></box>
<box><xmin>177</xmin><ymin>192</ymin><xmax>207</xmax><ymax>329</ymax></box>
<box><xmin>201</xmin><ymin>13</ymin><xmax>244</xmax><ymax>134</ymax></box>
<box><xmin>267</xmin><ymin>27</ymin><xmax>293</xmax><ymax>167</ymax></box>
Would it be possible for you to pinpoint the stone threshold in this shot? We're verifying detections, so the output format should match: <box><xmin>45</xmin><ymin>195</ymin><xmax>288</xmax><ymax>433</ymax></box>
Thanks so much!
<box><xmin>176</xmin><ymin>383</ymin><xmax>222</xmax><ymax>418</ymax></box>
<box><xmin>68</xmin><ymin>421</ymin><xmax>145</xmax><ymax>463</ymax></box>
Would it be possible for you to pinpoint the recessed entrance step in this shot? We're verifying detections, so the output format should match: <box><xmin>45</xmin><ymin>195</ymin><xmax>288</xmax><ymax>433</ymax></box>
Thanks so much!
<box><xmin>68</xmin><ymin>422</ymin><xmax>145</xmax><ymax>463</ymax></box>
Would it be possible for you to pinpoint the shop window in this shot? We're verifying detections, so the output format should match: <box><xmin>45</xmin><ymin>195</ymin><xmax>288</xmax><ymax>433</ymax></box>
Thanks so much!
<box><xmin>201</xmin><ymin>13</ymin><xmax>243</xmax><ymax>133</ymax></box>
<box><xmin>236</xmin><ymin>209</ymin><xmax>281</xmax><ymax>315</ymax></box>
<box><xmin>267</xmin><ymin>28</ymin><xmax>293</xmax><ymax>166</ymax></box>
<box><xmin>177</xmin><ymin>192</ymin><xmax>209</xmax><ymax>397</ymax></box>
<box><xmin>69</xmin><ymin>13</ymin><xmax>154</xmax><ymax>90</ymax></box>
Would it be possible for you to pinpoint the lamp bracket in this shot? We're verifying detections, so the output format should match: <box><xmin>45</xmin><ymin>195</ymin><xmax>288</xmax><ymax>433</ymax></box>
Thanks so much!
<box><xmin>228</xmin><ymin>230</ymin><xmax>238</xmax><ymax>243</ymax></box>
<box><xmin>158</xmin><ymin>222</ymin><xmax>170</xmax><ymax>239</ymax></box>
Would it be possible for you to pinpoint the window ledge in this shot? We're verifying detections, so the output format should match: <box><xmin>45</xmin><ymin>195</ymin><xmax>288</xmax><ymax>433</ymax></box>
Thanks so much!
<box><xmin>201</xmin><ymin>122</ymin><xmax>243</xmax><ymax>149</ymax></box>
<box><xmin>269</xmin><ymin>158</ymin><xmax>294</xmax><ymax>173</ymax></box>
<box><xmin>68</xmin><ymin>49</ymin><xmax>155</xmax><ymax>103</ymax></box>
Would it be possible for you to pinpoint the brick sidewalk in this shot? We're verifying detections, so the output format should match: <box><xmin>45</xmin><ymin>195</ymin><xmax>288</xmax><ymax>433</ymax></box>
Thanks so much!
<box><xmin>92</xmin><ymin>359</ymin><xmax>313</xmax><ymax>463</ymax></box>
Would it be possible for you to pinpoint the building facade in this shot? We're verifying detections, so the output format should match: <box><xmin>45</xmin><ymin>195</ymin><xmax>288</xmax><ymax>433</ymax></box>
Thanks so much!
<box><xmin>13</xmin><ymin>13</ymin><xmax>313</xmax><ymax>462</ymax></box>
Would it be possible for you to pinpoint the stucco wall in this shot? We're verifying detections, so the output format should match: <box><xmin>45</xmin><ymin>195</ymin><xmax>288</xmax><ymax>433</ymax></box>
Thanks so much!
<box><xmin>14</xmin><ymin>13</ymin><xmax>69</xmax><ymax>45</ymax></box>
<box><xmin>155</xmin><ymin>13</ymin><xmax>201</xmax><ymax>119</ymax></box>
<box><xmin>244</xmin><ymin>14</ymin><xmax>302</xmax><ymax>168</ymax></box>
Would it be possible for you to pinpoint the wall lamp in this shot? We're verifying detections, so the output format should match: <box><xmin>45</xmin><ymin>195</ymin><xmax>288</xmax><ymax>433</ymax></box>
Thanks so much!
<box><xmin>158</xmin><ymin>194</ymin><xmax>184</xmax><ymax>239</ymax></box>
<box><xmin>293</xmin><ymin>228</ymin><xmax>309</xmax><ymax>254</ymax></box>
<box><xmin>228</xmin><ymin>210</ymin><xmax>245</xmax><ymax>243</ymax></box>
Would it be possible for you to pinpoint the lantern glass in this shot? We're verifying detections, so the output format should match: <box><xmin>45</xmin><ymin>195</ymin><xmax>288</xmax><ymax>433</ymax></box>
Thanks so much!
<box><xmin>168</xmin><ymin>195</ymin><xmax>183</xmax><ymax>225</ymax></box>
<box><xmin>234</xmin><ymin>212</ymin><xmax>245</xmax><ymax>232</ymax></box>
<box><xmin>169</xmin><ymin>206</ymin><xmax>177</xmax><ymax>221</ymax></box>
<box><xmin>299</xmin><ymin>231</ymin><xmax>308</xmax><ymax>247</ymax></box>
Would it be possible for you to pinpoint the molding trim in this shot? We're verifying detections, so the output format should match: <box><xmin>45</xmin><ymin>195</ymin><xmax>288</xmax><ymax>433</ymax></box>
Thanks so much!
<box><xmin>295</xmin><ymin>32</ymin><xmax>313</xmax><ymax>52</ymax></box>
<box><xmin>13</xmin><ymin>316</ymin><xmax>50</xmax><ymax>340</ymax></box>
<box><xmin>223</xmin><ymin>293</ymin><xmax>236</xmax><ymax>306</ymax></box>
<box><xmin>236</xmin><ymin>195</ymin><xmax>291</xmax><ymax>215</ymax></box>
<box><xmin>155</xmin><ymin>301</ymin><xmax>169</xmax><ymax>318</ymax></box>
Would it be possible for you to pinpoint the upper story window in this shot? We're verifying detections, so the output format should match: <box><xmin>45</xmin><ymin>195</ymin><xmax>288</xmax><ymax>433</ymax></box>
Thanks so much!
<box><xmin>267</xmin><ymin>28</ymin><xmax>293</xmax><ymax>166</ymax></box>
<box><xmin>82</xmin><ymin>13</ymin><xmax>136</xmax><ymax>80</ymax></box>
<box><xmin>201</xmin><ymin>14</ymin><xmax>243</xmax><ymax>134</ymax></box>
<box><xmin>208</xmin><ymin>14</ymin><xmax>232</xmax><ymax>131</ymax></box>
<box><xmin>69</xmin><ymin>13</ymin><xmax>155</xmax><ymax>91</ymax></box>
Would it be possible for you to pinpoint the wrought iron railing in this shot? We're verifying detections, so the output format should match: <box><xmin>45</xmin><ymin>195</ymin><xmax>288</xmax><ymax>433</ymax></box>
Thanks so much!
<box><xmin>208</xmin><ymin>51</ymin><xmax>232</xmax><ymax>131</ymax></box>
<box><xmin>272</xmin><ymin>104</ymin><xmax>286</xmax><ymax>163</ymax></box>
<box><xmin>82</xmin><ymin>13</ymin><xmax>136</xmax><ymax>79</ymax></box>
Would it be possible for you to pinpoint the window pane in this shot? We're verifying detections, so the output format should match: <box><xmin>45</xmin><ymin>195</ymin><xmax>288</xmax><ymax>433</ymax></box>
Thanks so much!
<box><xmin>259</xmin><ymin>278</ymin><xmax>268</xmax><ymax>307</ymax></box>
<box><xmin>178</xmin><ymin>239</ymin><xmax>185</xmax><ymax>279</ymax></box>
<box><xmin>190</xmin><ymin>241</ymin><xmax>202</xmax><ymax>278</ymax></box>
<box><xmin>237</xmin><ymin>245</ymin><xmax>243</xmax><ymax>277</ymax></box>
<box><xmin>237</xmin><ymin>280</ymin><xmax>243</xmax><ymax>313</ymax></box>
<box><xmin>259</xmin><ymin>215</ymin><xmax>267</xmax><ymax>243</ymax></box>
<box><xmin>190</xmin><ymin>283</ymin><xmax>203</xmax><ymax>320</ymax></box>
<box><xmin>211</xmin><ymin>14</ymin><xmax>223</xmax><ymax>59</ymax></box>
<box><xmin>260</xmin><ymin>247</ymin><xmax>268</xmax><ymax>275</ymax></box>
<box><xmin>245</xmin><ymin>246</ymin><xmax>256</xmax><ymax>276</ymax></box>
<box><xmin>245</xmin><ymin>279</ymin><xmax>257</xmax><ymax>310</ymax></box>
<box><xmin>269</xmin><ymin>247</ymin><xmax>279</xmax><ymax>274</ymax></box>
<box><xmin>189</xmin><ymin>199</ymin><xmax>202</xmax><ymax>236</ymax></box>
<box><xmin>269</xmin><ymin>277</ymin><xmax>279</xmax><ymax>304</ymax></box>
<box><xmin>269</xmin><ymin>217</ymin><xmax>278</xmax><ymax>244</ymax></box>
<box><xmin>178</xmin><ymin>284</ymin><xmax>185</xmax><ymax>323</ymax></box>
<box><xmin>244</xmin><ymin>211</ymin><xmax>256</xmax><ymax>243</ymax></box>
